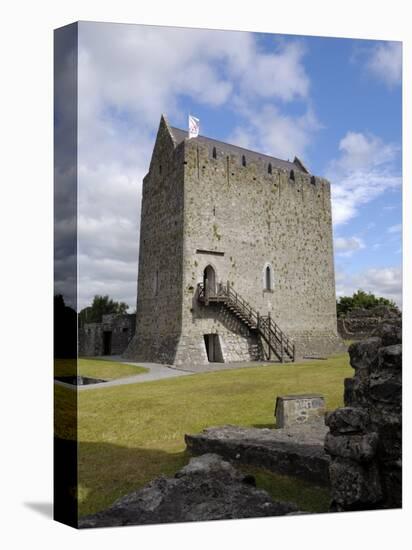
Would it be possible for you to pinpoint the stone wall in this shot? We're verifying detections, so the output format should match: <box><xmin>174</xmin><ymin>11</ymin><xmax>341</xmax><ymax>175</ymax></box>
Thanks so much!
<box><xmin>124</xmin><ymin>116</ymin><xmax>185</xmax><ymax>364</ymax></box>
<box><xmin>79</xmin><ymin>314</ymin><xmax>136</xmax><ymax>356</ymax></box>
<box><xmin>324</xmin><ymin>320</ymin><xmax>402</xmax><ymax>511</ymax></box>
<box><xmin>337</xmin><ymin>306</ymin><xmax>401</xmax><ymax>340</ymax></box>
<box><xmin>78</xmin><ymin>322</ymin><xmax>102</xmax><ymax>356</ymax></box>
<box><xmin>175</xmin><ymin>130</ymin><xmax>343</xmax><ymax>364</ymax></box>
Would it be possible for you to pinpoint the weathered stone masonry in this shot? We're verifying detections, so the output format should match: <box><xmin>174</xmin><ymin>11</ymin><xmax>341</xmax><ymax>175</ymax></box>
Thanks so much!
<box><xmin>337</xmin><ymin>305</ymin><xmax>401</xmax><ymax>340</ymax></box>
<box><xmin>125</xmin><ymin>115</ymin><xmax>344</xmax><ymax>366</ymax></box>
<box><xmin>325</xmin><ymin>320</ymin><xmax>402</xmax><ymax>511</ymax></box>
<box><xmin>79</xmin><ymin>313</ymin><xmax>136</xmax><ymax>356</ymax></box>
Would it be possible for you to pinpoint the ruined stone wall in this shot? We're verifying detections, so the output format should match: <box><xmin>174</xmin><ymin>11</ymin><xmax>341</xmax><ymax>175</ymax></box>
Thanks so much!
<box><xmin>174</xmin><ymin>138</ymin><xmax>342</xmax><ymax>364</ymax></box>
<box><xmin>78</xmin><ymin>323</ymin><xmax>103</xmax><ymax>356</ymax></box>
<box><xmin>325</xmin><ymin>320</ymin><xmax>402</xmax><ymax>511</ymax></box>
<box><xmin>102</xmin><ymin>314</ymin><xmax>136</xmax><ymax>356</ymax></box>
<box><xmin>124</xmin><ymin>118</ymin><xmax>185</xmax><ymax>363</ymax></box>
<box><xmin>338</xmin><ymin>306</ymin><xmax>401</xmax><ymax>340</ymax></box>
<box><xmin>79</xmin><ymin>314</ymin><xmax>136</xmax><ymax>356</ymax></box>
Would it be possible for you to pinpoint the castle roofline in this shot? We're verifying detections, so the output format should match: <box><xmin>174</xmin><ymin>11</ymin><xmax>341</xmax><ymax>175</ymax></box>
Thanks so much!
<box><xmin>169</xmin><ymin>125</ymin><xmax>310</xmax><ymax>174</ymax></box>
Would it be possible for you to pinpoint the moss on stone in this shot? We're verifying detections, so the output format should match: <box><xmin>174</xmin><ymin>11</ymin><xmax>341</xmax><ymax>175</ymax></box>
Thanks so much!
<box><xmin>213</xmin><ymin>223</ymin><xmax>222</xmax><ymax>241</ymax></box>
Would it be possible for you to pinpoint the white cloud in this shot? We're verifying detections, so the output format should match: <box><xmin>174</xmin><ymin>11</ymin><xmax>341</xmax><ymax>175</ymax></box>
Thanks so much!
<box><xmin>335</xmin><ymin>266</ymin><xmax>402</xmax><ymax>307</ymax></box>
<box><xmin>334</xmin><ymin>236</ymin><xmax>365</xmax><ymax>257</ymax></box>
<box><xmin>387</xmin><ymin>224</ymin><xmax>402</xmax><ymax>234</ymax></box>
<box><xmin>78</xmin><ymin>25</ymin><xmax>309</xmax><ymax>129</ymax></box>
<box><xmin>366</xmin><ymin>41</ymin><xmax>402</xmax><ymax>88</ymax></box>
<box><xmin>76</xmin><ymin>23</ymin><xmax>314</xmax><ymax>310</ymax></box>
<box><xmin>336</xmin><ymin>131</ymin><xmax>397</xmax><ymax>172</ymax></box>
<box><xmin>227</xmin><ymin>103</ymin><xmax>320</xmax><ymax>161</ymax></box>
<box><xmin>328</xmin><ymin>131</ymin><xmax>401</xmax><ymax>226</ymax></box>
<box><xmin>239</xmin><ymin>41</ymin><xmax>309</xmax><ymax>102</ymax></box>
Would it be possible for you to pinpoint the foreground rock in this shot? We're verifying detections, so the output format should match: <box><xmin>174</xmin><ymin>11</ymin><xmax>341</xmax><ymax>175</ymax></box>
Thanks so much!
<box><xmin>325</xmin><ymin>320</ymin><xmax>402</xmax><ymax>511</ymax></box>
<box><xmin>185</xmin><ymin>422</ymin><xmax>330</xmax><ymax>485</ymax></box>
<box><xmin>79</xmin><ymin>454</ymin><xmax>298</xmax><ymax>528</ymax></box>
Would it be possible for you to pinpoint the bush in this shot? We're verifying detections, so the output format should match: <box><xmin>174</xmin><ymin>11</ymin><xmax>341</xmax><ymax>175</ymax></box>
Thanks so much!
<box><xmin>337</xmin><ymin>290</ymin><xmax>397</xmax><ymax>317</ymax></box>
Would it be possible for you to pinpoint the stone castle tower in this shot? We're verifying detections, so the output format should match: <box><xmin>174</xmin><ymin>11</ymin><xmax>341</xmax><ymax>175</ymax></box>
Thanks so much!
<box><xmin>124</xmin><ymin>115</ymin><xmax>344</xmax><ymax>366</ymax></box>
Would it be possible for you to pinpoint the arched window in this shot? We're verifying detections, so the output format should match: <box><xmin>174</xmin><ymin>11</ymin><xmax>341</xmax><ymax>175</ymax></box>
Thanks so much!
<box><xmin>263</xmin><ymin>263</ymin><xmax>274</xmax><ymax>291</ymax></box>
<box><xmin>268</xmin><ymin>163</ymin><xmax>272</xmax><ymax>174</ymax></box>
<box><xmin>290</xmin><ymin>169</ymin><xmax>295</xmax><ymax>181</ymax></box>
<box><xmin>212</xmin><ymin>146</ymin><xmax>217</xmax><ymax>159</ymax></box>
<box><xmin>242</xmin><ymin>155</ymin><xmax>246</xmax><ymax>167</ymax></box>
<box><xmin>203</xmin><ymin>265</ymin><xmax>216</xmax><ymax>296</ymax></box>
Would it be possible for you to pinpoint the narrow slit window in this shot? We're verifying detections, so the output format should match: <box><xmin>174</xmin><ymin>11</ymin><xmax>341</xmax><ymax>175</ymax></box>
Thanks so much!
<box><xmin>268</xmin><ymin>163</ymin><xmax>272</xmax><ymax>174</ymax></box>
<box><xmin>242</xmin><ymin>155</ymin><xmax>246</xmax><ymax>167</ymax></box>
<box><xmin>290</xmin><ymin>169</ymin><xmax>295</xmax><ymax>181</ymax></box>
<box><xmin>212</xmin><ymin>146</ymin><xmax>217</xmax><ymax>159</ymax></box>
<box><xmin>265</xmin><ymin>266</ymin><xmax>271</xmax><ymax>290</ymax></box>
<box><xmin>263</xmin><ymin>264</ymin><xmax>274</xmax><ymax>291</ymax></box>
<box><xmin>154</xmin><ymin>270</ymin><xmax>159</xmax><ymax>295</ymax></box>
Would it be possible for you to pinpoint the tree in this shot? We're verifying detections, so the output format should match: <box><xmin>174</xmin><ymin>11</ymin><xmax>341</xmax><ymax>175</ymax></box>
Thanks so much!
<box><xmin>336</xmin><ymin>289</ymin><xmax>397</xmax><ymax>317</ymax></box>
<box><xmin>79</xmin><ymin>295</ymin><xmax>129</xmax><ymax>325</ymax></box>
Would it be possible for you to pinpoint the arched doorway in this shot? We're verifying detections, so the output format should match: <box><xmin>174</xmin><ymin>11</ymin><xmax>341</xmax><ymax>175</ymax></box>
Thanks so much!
<box><xmin>203</xmin><ymin>265</ymin><xmax>216</xmax><ymax>296</ymax></box>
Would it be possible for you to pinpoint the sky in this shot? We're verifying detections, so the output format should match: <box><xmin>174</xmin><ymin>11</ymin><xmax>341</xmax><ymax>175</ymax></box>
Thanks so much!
<box><xmin>76</xmin><ymin>22</ymin><xmax>402</xmax><ymax>310</ymax></box>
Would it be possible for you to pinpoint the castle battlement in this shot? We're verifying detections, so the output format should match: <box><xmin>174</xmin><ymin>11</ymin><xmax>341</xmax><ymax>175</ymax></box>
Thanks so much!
<box><xmin>146</xmin><ymin>118</ymin><xmax>330</xmax><ymax>210</ymax></box>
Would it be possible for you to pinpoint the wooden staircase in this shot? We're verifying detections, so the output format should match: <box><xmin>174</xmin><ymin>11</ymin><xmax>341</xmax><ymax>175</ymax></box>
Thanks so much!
<box><xmin>198</xmin><ymin>281</ymin><xmax>295</xmax><ymax>363</ymax></box>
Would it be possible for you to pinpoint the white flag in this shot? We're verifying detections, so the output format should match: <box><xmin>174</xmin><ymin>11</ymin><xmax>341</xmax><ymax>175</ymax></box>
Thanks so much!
<box><xmin>188</xmin><ymin>115</ymin><xmax>200</xmax><ymax>139</ymax></box>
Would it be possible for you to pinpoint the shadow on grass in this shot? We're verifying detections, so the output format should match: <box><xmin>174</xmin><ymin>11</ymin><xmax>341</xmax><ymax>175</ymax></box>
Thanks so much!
<box><xmin>55</xmin><ymin>437</ymin><xmax>190</xmax><ymax>520</ymax></box>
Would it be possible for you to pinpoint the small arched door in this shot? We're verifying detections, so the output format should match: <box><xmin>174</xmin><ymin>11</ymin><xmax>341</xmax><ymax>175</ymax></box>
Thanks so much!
<box><xmin>203</xmin><ymin>265</ymin><xmax>216</xmax><ymax>296</ymax></box>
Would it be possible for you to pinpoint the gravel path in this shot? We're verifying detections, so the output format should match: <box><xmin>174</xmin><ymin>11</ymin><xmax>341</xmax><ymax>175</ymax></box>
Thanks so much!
<box><xmin>54</xmin><ymin>356</ymin><xmax>285</xmax><ymax>391</ymax></box>
<box><xmin>54</xmin><ymin>358</ymin><xmax>193</xmax><ymax>391</ymax></box>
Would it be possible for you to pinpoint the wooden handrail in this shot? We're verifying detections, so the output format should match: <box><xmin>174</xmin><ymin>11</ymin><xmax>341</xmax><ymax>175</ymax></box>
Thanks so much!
<box><xmin>197</xmin><ymin>282</ymin><xmax>295</xmax><ymax>362</ymax></box>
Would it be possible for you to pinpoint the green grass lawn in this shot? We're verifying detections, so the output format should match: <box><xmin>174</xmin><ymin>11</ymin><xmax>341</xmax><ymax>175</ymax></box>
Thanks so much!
<box><xmin>54</xmin><ymin>353</ymin><xmax>351</xmax><ymax>517</ymax></box>
<box><xmin>54</xmin><ymin>358</ymin><xmax>149</xmax><ymax>380</ymax></box>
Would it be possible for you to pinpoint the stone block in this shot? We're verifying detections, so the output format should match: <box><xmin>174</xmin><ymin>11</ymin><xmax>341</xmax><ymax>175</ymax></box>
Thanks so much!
<box><xmin>324</xmin><ymin>432</ymin><xmax>378</xmax><ymax>462</ymax></box>
<box><xmin>329</xmin><ymin>458</ymin><xmax>383</xmax><ymax>509</ymax></box>
<box><xmin>344</xmin><ymin>377</ymin><xmax>370</xmax><ymax>408</ymax></box>
<box><xmin>185</xmin><ymin>424</ymin><xmax>330</xmax><ymax>485</ymax></box>
<box><xmin>378</xmin><ymin>344</ymin><xmax>402</xmax><ymax>371</ymax></box>
<box><xmin>349</xmin><ymin>337</ymin><xmax>381</xmax><ymax>377</ymax></box>
<box><xmin>380</xmin><ymin>463</ymin><xmax>402</xmax><ymax>508</ymax></box>
<box><xmin>369</xmin><ymin>370</ymin><xmax>402</xmax><ymax>404</ymax></box>
<box><xmin>275</xmin><ymin>394</ymin><xmax>325</xmax><ymax>428</ymax></box>
<box><xmin>372</xmin><ymin>321</ymin><xmax>402</xmax><ymax>346</ymax></box>
<box><xmin>325</xmin><ymin>407</ymin><xmax>370</xmax><ymax>434</ymax></box>
<box><xmin>369</xmin><ymin>403</ymin><xmax>402</xmax><ymax>429</ymax></box>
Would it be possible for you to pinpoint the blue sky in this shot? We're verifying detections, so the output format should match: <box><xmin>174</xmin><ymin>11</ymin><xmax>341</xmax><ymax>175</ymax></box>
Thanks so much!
<box><xmin>77</xmin><ymin>23</ymin><xmax>402</xmax><ymax>309</ymax></box>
